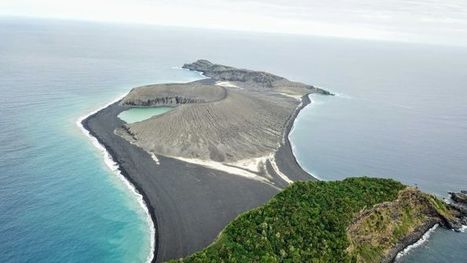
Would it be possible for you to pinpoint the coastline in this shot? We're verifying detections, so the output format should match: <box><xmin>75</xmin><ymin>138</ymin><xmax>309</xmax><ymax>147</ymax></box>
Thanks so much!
<box><xmin>81</xmin><ymin>100</ymin><xmax>282</xmax><ymax>262</ymax></box>
<box><xmin>286</xmin><ymin>94</ymin><xmax>325</xmax><ymax>181</ymax></box>
<box><xmin>76</xmin><ymin>94</ymin><xmax>156</xmax><ymax>263</ymax></box>
<box><xmin>77</xmin><ymin>87</ymin><xmax>448</xmax><ymax>263</ymax></box>
<box><xmin>80</xmin><ymin>82</ymin><xmax>317</xmax><ymax>261</ymax></box>
<box><xmin>383</xmin><ymin>219</ymin><xmax>439</xmax><ymax>262</ymax></box>
<box><xmin>80</xmin><ymin>61</ymin><xmax>448</xmax><ymax>262</ymax></box>
<box><xmin>274</xmin><ymin>93</ymin><xmax>318</xmax><ymax>182</ymax></box>
<box><xmin>394</xmin><ymin>224</ymin><xmax>439</xmax><ymax>261</ymax></box>
<box><xmin>280</xmin><ymin>93</ymin><xmax>452</xmax><ymax>262</ymax></box>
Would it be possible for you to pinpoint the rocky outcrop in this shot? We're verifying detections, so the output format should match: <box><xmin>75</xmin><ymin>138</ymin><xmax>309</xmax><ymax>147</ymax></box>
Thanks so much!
<box><xmin>124</xmin><ymin>96</ymin><xmax>208</xmax><ymax>106</ymax></box>
<box><xmin>183</xmin><ymin>60</ymin><xmax>283</xmax><ymax>87</ymax></box>
<box><xmin>382</xmin><ymin>219</ymin><xmax>439</xmax><ymax>263</ymax></box>
<box><xmin>121</xmin><ymin>83</ymin><xmax>226</xmax><ymax>106</ymax></box>
<box><xmin>183</xmin><ymin>59</ymin><xmax>333</xmax><ymax>95</ymax></box>
<box><xmin>450</xmin><ymin>191</ymin><xmax>467</xmax><ymax>204</ymax></box>
<box><xmin>347</xmin><ymin>188</ymin><xmax>463</xmax><ymax>263</ymax></box>
<box><xmin>449</xmin><ymin>191</ymin><xmax>467</xmax><ymax>225</ymax></box>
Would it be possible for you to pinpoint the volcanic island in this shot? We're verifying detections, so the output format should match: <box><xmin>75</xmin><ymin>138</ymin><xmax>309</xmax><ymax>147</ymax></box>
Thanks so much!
<box><xmin>82</xmin><ymin>60</ymin><xmax>466</xmax><ymax>263</ymax></box>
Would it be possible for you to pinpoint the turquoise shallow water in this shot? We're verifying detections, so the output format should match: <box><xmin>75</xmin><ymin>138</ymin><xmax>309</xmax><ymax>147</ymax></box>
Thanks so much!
<box><xmin>0</xmin><ymin>17</ymin><xmax>465</xmax><ymax>262</ymax></box>
<box><xmin>118</xmin><ymin>107</ymin><xmax>173</xmax><ymax>123</ymax></box>
<box><xmin>0</xmin><ymin>18</ymin><xmax>202</xmax><ymax>262</ymax></box>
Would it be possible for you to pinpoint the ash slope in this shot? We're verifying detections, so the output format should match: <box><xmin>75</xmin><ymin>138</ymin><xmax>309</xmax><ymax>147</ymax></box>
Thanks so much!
<box><xmin>84</xmin><ymin>60</ymin><xmax>331</xmax><ymax>262</ymax></box>
<box><xmin>118</xmin><ymin>60</ymin><xmax>332</xmax><ymax>184</ymax></box>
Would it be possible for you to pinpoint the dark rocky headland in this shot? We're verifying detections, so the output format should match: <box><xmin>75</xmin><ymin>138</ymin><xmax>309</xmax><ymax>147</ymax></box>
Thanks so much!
<box><xmin>449</xmin><ymin>191</ymin><xmax>467</xmax><ymax>226</ymax></box>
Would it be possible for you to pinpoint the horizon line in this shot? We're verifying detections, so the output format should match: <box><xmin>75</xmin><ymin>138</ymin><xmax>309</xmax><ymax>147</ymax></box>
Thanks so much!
<box><xmin>1</xmin><ymin>14</ymin><xmax>466</xmax><ymax>49</ymax></box>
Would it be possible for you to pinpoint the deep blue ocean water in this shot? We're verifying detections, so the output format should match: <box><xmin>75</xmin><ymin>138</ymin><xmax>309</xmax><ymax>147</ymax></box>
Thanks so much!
<box><xmin>0</xmin><ymin>17</ymin><xmax>465</xmax><ymax>262</ymax></box>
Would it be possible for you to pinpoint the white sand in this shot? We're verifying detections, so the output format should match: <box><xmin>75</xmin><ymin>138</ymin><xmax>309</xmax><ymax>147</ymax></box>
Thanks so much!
<box><xmin>216</xmin><ymin>81</ymin><xmax>240</xmax><ymax>88</ymax></box>
<box><xmin>228</xmin><ymin>156</ymin><xmax>270</xmax><ymax>173</ymax></box>
<box><xmin>175</xmin><ymin>156</ymin><xmax>267</xmax><ymax>182</ymax></box>
<box><xmin>150</xmin><ymin>153</ymin><xmax>160</xmax><ymax>165</ymax></box>
<box><xmin>269</xmin><ymin>155</ymin><xmax>293</xmax><ymax>184</ymax></box>
<box><xmin>172</xmin><ymin>153</ymin><xmax>293</xmax><ymax>186</ymax></box>
<box><xmin>279</xmin><ymin>92</ymin><xmax>302</xmax><ymax>100</ymax></box>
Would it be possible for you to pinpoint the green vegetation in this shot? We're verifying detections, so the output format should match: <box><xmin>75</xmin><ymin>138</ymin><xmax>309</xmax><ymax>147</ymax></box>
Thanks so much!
<box><xmin>173</xmin><ymin>178</ymin><xmax>457</xmax><ymax>263</ymax></box>
<box><xmin>427</xmin><ymin>194</ymin><xmax>455</xmax><ymax>221</ymax></box>
<box><xmin>174</xmin><ymin>177</ymin><xmax>406</xmax><ymax>263</ymax></box>
<box><xmin>346</xmin><ymin>188</ymin><xmax>450</xmax><ymax>262</ymax></box>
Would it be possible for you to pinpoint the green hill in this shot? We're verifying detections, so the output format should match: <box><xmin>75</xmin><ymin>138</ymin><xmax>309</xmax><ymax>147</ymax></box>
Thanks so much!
<box><xmin>172</xmin><ymin>177</ymin><xmax>458</xmax><ymax>263</ymax></box>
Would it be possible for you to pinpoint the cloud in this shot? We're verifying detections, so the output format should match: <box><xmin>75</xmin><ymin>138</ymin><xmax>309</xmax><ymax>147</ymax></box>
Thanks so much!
<box><xmin>1</xmin><ymin>0</ymin><xmax>467</xmax><ymax>46</ymax></box>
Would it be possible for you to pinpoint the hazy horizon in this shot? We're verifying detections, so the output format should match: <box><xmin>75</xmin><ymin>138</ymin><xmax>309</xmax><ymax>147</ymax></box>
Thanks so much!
<box><xmin>1</xmin><ymin>0</ymin><xmax>467</xmax><ymax>47</ymax></box>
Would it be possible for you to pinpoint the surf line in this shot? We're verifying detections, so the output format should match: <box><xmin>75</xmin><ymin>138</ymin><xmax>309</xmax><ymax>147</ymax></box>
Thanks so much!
<box><xmin>76</xmin><ymin>92</ymin><xmax>156</xmax><ymax>263</ymax></box>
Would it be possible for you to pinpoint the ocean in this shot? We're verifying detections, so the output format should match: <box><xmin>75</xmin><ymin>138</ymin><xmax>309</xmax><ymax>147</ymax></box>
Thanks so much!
<box><xmin>0</xmin><ymin>17</ymin><xmax>465</xmax><ymax>262</ymax></box>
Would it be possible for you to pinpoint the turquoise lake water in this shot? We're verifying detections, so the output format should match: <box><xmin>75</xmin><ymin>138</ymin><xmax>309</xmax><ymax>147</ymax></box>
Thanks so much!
<box><xmin>0</xmin><ymin>17</ymin><xmax>465</xmax><ymax>262</ymax></box>
<box><xmin>118</xmin><ymin>107</ymin><xmax>173</xmax><ymax>123</ymax></box>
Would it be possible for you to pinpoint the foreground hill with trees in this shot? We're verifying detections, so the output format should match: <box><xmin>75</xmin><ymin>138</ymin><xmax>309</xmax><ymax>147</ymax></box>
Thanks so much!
<box><xmin>173</xmin><ymin>177</ymin><xmax>463</xmax><ymax>263</ymax></box>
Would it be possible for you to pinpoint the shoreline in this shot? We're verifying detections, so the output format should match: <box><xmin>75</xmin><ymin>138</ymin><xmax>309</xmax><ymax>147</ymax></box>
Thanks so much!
<box><xmin>394</xmin><ymin>223</ymin><xmax>439</xmax><ymax>261</ymax></box>
<box><xmin>81</xmin><ymin>100</ymin><xmax>282</xmax><ymax>262</ymax></box>
<box><xmin>383</xmin><ymin>220</ymin><xmax>439</xmax><ymax>262</ymax></box>
<box><xmin>286</xmin><ymin>94</ymin><xmax>325</xmax><ymax>181</ymax></box>
<box><xmin>276</xmin><ymin>93</ymin><xmax>318</xmax><ymax>182</ymax></box>
<box><xmin>279</xmin><ymin>93</ymin><xmax>450</xmax><ymax>262</ymax></box>
<box><xmin>78</xmin><ymin>87</ymin><xmax>446</xmax><ymax>263</ymax></box>
<box><xmin>80</xmin><ymin>84</ymin><xmax>317</xmax><ymax>261</ymax></box>
<box><xmin>76</xmin><ymin>95</ymin><xmax>156</xmax><ymax>263</ymax></box>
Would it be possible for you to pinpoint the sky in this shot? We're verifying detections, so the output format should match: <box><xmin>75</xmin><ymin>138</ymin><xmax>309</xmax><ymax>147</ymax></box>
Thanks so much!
<box><xmin>1</xmin><ymin>0</ymin><xmax>467</xmax><ymax>46</ymax></box>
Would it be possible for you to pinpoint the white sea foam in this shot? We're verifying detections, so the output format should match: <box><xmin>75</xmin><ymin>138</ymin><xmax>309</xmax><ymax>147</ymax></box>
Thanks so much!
<box><xmin>460</xmin><ymin>225</ymin><xmax>467</xmax><ymax>233</ymax></box>
<box><xmin>333</xmin><ymin>92</ymin><xmax>353</xmax><ymax>99</ymax></box>
<box><xmin>395</xmin><ymin>224</ymin><xmax>439</xmax><ymax>260</ymax></box>
<box><xmin>76</xmin><ymin>93</ymin><xmax>155</xmax><ymax>263</ymax></box>
<box><xmin>172</xmin><ymin>66</ymin><xmax>208</xmax><ymax>79</ymax></box>
<box><xmin>150</xmin><ymin>153</ymin><xmax>160</xmax><ymax>166</ymax></box>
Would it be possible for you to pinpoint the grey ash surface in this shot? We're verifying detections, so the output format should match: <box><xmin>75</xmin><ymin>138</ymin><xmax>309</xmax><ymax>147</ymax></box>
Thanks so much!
<box><xmin>83</xmin><ymin>60</ymin><xmax>332</xmax><ymax>262</ymax></box>
<box><xmin>119</xmin><ymin>60</ymin><xmax>332</xmax><ymax>165</ymax></box>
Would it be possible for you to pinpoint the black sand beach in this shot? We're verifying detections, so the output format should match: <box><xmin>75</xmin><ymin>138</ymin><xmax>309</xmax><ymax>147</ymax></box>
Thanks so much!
<box><xmin>82</xmin><ymin>95</ymin><xmax>315</xmax><ymax>262</ymax></box>
<box><xmin>82</xmin><ymin>61</ymin><xmax>324</xmax><ymax>262</ymax></box>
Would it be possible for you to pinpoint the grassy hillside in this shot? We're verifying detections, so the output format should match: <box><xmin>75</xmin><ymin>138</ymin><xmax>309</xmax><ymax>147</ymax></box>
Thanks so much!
<box><xmin>173</xmin><ymin>177</ymin><xmax>407</xmax><ymax>262</ymax></box>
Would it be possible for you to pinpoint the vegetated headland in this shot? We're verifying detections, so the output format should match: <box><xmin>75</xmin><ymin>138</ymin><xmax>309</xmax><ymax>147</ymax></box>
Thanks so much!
<box><xmin>81</xmin><ymin>60</ymin><xmax>465</xmax><ymax>263</ymax></box>
<box><xmin>173</xmin><ymin>178</ymin><xmax>466</xmax><ymax>263</ymax></box>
